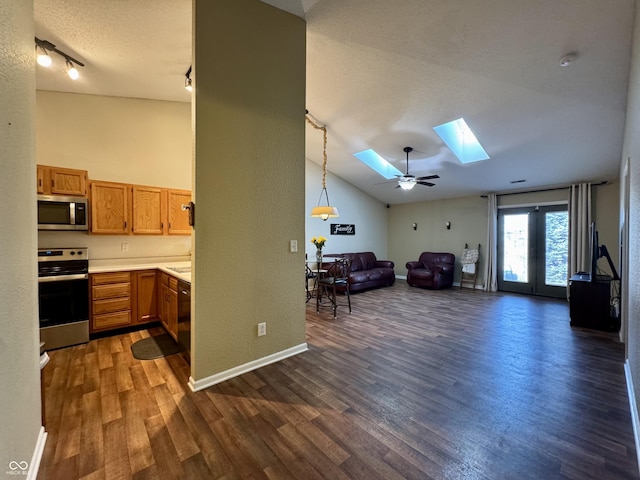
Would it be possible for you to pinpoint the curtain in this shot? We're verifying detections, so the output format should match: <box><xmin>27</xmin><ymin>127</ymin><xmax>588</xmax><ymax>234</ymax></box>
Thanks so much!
<box><xmin>568</xmin><ymin>183</ymin><xmax>592</xmax><ymax>278</ymax></box>
<box><xmin>484</xmin><ymin>193</ymin><xmax>498</xmax><ymax>292</ymax></box>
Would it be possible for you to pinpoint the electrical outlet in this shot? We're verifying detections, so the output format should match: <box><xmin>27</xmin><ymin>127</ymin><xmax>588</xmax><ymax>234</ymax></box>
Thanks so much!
<box><xmin>121</xmin><ymin>243</ymin><xmax>129</xmax><ymax>252</ymax></box>
<box><xmin>258</xmin><ymin>322</ymin><xmax>267</xmax><ymax>336</ymax></box>
<box><xmin>290</xmin><ymin>240</ymin><xmax>298</xmax><ymax>253</ymax></box>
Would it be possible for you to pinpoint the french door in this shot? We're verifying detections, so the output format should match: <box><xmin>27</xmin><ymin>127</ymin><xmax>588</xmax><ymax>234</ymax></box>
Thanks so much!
<box><xmin>497</xmin><ymin>205</ymin><xmax>568</xmax><ymax>298</ymax></box>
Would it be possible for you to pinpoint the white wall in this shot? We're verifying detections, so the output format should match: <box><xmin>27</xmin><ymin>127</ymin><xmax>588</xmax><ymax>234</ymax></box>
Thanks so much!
<box><xmin>0</xmin><ymin>0</ymin><xmax>45</xmax><ymax>475</ymax></box>
<box><xmin>35</xmin><ymin>91</ymin><xmax>192</xmax><ymax>262</ymax></box>
<box><xmin>305</xmin><ymin>159</ymin><xmax>389</xmax><ymax>258</ymax></box>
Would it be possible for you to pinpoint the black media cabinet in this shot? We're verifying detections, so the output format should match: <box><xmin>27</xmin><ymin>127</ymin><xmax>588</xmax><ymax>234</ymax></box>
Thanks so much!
<box><xmin>569</xmin><ymin>274</ymin><xmax>619</xmax><ymax>332</ymax></box>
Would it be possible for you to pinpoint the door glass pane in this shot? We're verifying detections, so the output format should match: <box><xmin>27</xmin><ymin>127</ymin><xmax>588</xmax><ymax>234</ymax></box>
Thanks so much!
<box><xmin>544</xmin><ymin>211</ymin><xmax>568</xmax><ymax>286</ymax></box>
<box><xmin>503</xmin><ymin>214</ymin><xmax>528</xmax><ymax>283</ymax></box>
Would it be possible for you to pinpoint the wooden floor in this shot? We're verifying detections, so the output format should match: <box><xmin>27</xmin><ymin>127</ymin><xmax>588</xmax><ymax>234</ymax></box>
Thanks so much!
<box><xmin>38</xmin><ymin>282</ymin><xmax>639</xmax><ymax>480</ymax></box>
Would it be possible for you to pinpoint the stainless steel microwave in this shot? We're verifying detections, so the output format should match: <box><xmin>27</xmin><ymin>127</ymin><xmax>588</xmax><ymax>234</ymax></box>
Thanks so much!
<box><xmin>37</xmin><ymin>195</ymin><xmax>88</xmax><ymax>231</ymax></box>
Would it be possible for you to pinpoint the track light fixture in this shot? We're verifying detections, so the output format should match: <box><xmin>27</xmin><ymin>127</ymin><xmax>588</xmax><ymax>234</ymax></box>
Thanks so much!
<box><xmin>35</xmin><ymin>37</ymin><xmax>84</xmax><ymax>80</ymax></box>
<box><xmin>185</xmin><ymin>66</ymin><xmax>193</xmax><ymax>92</ymax></box>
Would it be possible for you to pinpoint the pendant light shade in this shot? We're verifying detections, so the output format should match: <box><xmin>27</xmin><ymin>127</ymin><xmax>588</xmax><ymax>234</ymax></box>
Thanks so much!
<box><xmin>307</xmin><ymin>112</ymin><xmax>339</xmax><ymax>221</ymax></box>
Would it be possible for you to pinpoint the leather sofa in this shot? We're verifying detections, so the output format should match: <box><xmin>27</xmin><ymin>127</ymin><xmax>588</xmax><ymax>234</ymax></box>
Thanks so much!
<box><xmin>406</xmin><ymin>252</ymin><xmax>455</xmax><ymax>289</ymax></box>
<box><xmin>325</xmin><ymin>251</ymin><xmax>395</xmax><ymax>293</ymax></box>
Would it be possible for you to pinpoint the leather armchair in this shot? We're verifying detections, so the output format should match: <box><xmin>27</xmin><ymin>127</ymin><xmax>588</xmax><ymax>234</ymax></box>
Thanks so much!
<box><xmin>406</xmin><ymin>252</ymin><xmax>455</xmax><ymax>289</ymax></box>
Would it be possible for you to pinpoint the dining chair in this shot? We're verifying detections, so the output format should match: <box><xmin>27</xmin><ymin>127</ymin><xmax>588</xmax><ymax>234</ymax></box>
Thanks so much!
<box><xmin>316</xmin><ymin>257</ymin><xmax>352</xmax><ymax>319</ymax></box>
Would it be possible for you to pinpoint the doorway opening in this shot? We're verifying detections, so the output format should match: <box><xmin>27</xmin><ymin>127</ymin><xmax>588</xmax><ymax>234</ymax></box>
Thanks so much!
<box><xmin>497</xmin><ymin>205</ymin><xmax>568</xmax><ymax>298</ymax></box>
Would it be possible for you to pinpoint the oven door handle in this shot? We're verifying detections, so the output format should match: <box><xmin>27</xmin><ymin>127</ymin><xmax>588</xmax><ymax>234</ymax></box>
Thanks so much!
<box><xmin>38</xmin><ymin>273</ymin><xmax>89</xmax><ymax>283</ymax></box>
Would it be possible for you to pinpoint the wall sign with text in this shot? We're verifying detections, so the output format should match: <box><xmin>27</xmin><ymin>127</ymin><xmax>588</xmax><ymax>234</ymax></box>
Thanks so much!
<box><xmin>331</xmin><ymin>224</ymin><xmax>355</xmax><ymax>235</ymax></box>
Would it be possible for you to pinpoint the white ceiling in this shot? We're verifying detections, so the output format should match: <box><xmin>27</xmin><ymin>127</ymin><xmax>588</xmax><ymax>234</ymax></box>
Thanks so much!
<box><xmin>34</xmin><ymin>0</ymin><xmax>635</xmax><ymax>205</ymax></box>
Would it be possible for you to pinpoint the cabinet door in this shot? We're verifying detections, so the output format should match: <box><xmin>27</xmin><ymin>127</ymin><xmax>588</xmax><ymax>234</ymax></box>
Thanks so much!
<box><xmin>167</xmin><ymin>190</ymin><xmax>192</xmax><ymax>235</ymax></box>
<box><xmin>160</xmin><ymin>275</ymin><xmax>170</xmax><ymax>332</ymax></box>
<box><xmin>50</xmin><ymin>167</ymin><xmax>87</xmax><ymax>196</ymax></box>
<box><xmin>135</xmin><ymin>270</ymin><xmax>159</xmax><ymax>323</ymax></box>
<box><xmin>37</xmin><ymin>165</ymin><xmax>46</xmax><ymax>194</ymax></box>
<box><xmin>168</xmin><ymin>287</ymin><xmax>178</xmax><ymax>341</ymax></box>
<box><xmin>90</xmin><ymin>181</ymin><xmax>131</xmax><ymax>234</ymax></box>
<box><xmin>132</xmin><ymin>186</ymin><xmax>166</xmax><ymax>235</ymax></box>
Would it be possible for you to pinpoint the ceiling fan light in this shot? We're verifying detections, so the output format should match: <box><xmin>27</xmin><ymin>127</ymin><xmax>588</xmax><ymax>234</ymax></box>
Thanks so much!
<box><xmin>399</xmin><ymin>181</ymin><xmax>416</xmax><ymax>191</ymax></box>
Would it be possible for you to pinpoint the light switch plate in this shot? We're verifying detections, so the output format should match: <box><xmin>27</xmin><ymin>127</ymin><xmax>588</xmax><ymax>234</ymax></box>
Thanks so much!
<box><xmin>290</xmin><ymin>240</ymin><xmax>298</xmax><ymax>253</ymax></box>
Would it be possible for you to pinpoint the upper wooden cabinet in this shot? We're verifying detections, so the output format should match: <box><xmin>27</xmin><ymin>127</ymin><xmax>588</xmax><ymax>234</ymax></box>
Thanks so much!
<box><xmin>90</xmin><ymin>180</ymin><xmax>191</xmax><ymax>236</ymax></box>
<box><xmin>90</xmin><ymin>180</ymin><xmax>130</xmax><ymax>234</ymax></box>
<box><xmin>37</xmin><ymin>165</ymin><xmax>87</xmax><ymax>196</ymax></box>
<box><xmin>132</xmin><ymin>185</ymin><xmax>166</xmax><ymax>235</ymax></box>
<box><xmin>167</xmin><ymin>189</ymin><xmax>192</xmax><ymax>235</ymax></box>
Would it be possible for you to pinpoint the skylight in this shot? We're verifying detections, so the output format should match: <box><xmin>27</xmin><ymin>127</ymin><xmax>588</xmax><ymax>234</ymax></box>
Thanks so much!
<box><xmin>433</xmin><ymin>118</ymin><xmax>489</xmax><ymax>164</ymax></box>
<box><xmin>353</xmin><ymin>149</ymin><xmax>404</xmax><ymax>179</ymax></box>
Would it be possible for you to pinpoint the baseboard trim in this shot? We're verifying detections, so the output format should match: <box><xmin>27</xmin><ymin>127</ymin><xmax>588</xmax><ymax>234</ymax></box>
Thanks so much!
<box><xmin>625</xmin><ymin>360</ymin><xmax>640</xmax><ymax>477</ymax></box>
<box><xmin>396</xmin><ymin>276</ymin><xmax>483</xmax><ymax>290</ymax></box>
<box><xmin>188</xmin><ymin>343</ymin><xmax>308</xmax><ymax>392</ymax></box>
<box><xmin>26</xmin><ymin>426</ymin><xmax>47</xmax><ymax>480</ymax></box>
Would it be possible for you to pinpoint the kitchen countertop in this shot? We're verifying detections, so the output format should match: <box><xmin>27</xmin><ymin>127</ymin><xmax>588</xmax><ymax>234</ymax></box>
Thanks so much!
<box><xmin>89</xmin><ymin>261</ymin><xmax>191</xmax><ymax>283</ymax></box>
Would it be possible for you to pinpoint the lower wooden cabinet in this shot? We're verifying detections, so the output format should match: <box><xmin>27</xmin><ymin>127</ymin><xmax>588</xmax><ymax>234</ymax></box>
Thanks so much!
<box><xmin>90</xmin><ymin>269</ymin><xmax>181</xmax><ymax>337</ymax></box>
<box><xmin>159</xmin><ymin>273</ymin><xmax>179</xmax><ymax>341</ymax></box>
<box><xmin>91</xmin><ymin>271</ymin><xmax>132</xmax><ymax>332</ymax></box>
<box><xmin>134</xmin><ymin>270</ymin><xmax>159</xmax><ymax>324</ymax></box>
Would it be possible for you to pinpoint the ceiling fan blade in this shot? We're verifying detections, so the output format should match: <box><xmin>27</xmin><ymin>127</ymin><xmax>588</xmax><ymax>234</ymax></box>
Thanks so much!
<box><xmin>417</xmin><ymin>181</ymin><xmax>436</xmax><ymax>187</ymax></box>
<box><xmin>416</xmin><ymin>174</ymin><xmax>440</xmax><ymax>181</ymax></box>
<box><xmin>375</xmin><ymin>180</ymin><xmax>397</xmax><ymax>185</ymax></box>
<box><xmin>394</xmin><ymin>184</ymin><xmax>401</xmax><ymax>189</ymax></box>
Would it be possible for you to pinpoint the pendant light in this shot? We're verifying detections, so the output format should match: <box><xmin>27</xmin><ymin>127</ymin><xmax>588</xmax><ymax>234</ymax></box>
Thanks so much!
<box><xmin>306</xmin><ymin>112</ymin><xmax>339</xmax><ymax>221</ymax></box>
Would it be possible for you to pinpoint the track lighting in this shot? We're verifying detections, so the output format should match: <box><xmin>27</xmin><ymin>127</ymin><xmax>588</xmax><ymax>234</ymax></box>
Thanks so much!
<box><xmin>35</xmin><ymin>37</ymin><xmax>84</xmax><ymax>80</ymax></box>
<box><xmin>184</xmin><ymin>66</ymin><xmax>193</xmax><ymax>92</ymax></box>
<box><xmin>66</xmin><ymin>60</ymin><xmax>79</xmax><ymax>80</ymax></box>
<box><xmin>36</xmin><ymin>44</ymin><xmax>52</xmax><ymax>67</ymax></box>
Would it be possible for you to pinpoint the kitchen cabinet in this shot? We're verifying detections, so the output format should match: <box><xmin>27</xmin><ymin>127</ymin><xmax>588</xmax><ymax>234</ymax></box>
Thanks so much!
<box><xmin>90</xmin><ymin>271</ymin><xmax>132</xmax><ymax>332</ymax></box>
<box><xmin>37</xmin><ymin>165</ymin><xmax>87</xmax><ymax>196</ymax></box>
<box><xmin>159</xmin><ymin>273</ymin><xmax>178</xmax><ymax>341</ymax></box>
<box><xmin>90</xmin><ymin>180</ymin><xmax>130</xmax><ymax>234</ymax></box>
<box><xmin>90</xmin><ymin>181</ymin><xmax>191</xmax><ymax>236</ymax></box>
<box><xmin>132</xmin><ymin>186</ymin><xmax>166</xmax><ymax>235</ymax></box>
<box><xmin>167</xmin><ymin>189</ymin><xmax>192</xmax><ymax>235</ymax></box>
<box><xmin>134</xmin><ymin>270</ymin><xmax>159</xmax><ymax>324</ymax></box>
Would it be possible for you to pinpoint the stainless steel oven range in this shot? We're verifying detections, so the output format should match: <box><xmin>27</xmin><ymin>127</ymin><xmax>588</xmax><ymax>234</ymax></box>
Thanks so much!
<box><xmin>38</xmin><ymin>248</ymin><xmax>89</xmax><ymax>350</ymax></box>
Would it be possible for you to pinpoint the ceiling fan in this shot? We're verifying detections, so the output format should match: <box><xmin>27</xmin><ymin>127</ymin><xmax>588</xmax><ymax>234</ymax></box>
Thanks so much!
<box><xmin>395</xmin><ymin>147</ymin><xmax>440</xmax><ymax>190</ymax></box>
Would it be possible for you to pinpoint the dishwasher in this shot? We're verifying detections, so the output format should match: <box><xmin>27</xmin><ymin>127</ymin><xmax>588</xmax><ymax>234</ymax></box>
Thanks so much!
<box><xmin>177</xmin><ymin>280</ymin><xmax>191</xmax><ymax>364</ymax></box>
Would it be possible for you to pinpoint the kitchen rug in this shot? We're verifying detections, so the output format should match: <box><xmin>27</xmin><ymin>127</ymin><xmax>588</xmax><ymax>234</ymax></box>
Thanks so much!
<box><xmin>131</xmin><ymin>334</ymin><xmax>184</xmax><ymax>360</ymax></box>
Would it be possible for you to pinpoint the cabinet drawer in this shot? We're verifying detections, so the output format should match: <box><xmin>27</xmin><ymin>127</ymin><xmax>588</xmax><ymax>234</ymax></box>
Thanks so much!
<box><xmin>169</xmin><ymin>276</ymin><xmax>178</xmax><ymax>291</ymax></box>
<box><xmin>92</xmin><ymin>282</ymin><xmax>131</xmax><ymax>300</ymax></box>
<box><xmin>93</xmin><ymin>311</ymin><xmax>132</xmax><ymax>330</ymax></box>
<box><xmin>92</xmin><ymin>272</ymin><xmax>131</xmax><ymax>285</ymax></box>
<box><xmin>93</xmin><ymin>297</ymin><xmax>131</xmax><ymax>315</ymax></box>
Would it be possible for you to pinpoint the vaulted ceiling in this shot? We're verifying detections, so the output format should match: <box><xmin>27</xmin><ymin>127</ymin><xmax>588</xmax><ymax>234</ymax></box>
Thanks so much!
<box><xmin>34</xmin><ymin>0</ymin><xmax>635</xmax><ymax>204</ymax></box>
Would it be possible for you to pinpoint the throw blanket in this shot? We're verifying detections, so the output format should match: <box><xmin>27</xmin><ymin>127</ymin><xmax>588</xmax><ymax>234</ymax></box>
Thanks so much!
<box><xmin>461</xmin><ymin>248</ymin><xmax>479</xmax><ymax>265</ymax></box>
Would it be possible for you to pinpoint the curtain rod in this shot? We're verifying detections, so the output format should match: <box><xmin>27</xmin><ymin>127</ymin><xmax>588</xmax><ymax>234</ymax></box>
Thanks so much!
<box><xmin>481</xmin><ymin>180</ymin><xmax>608</xmax><ymax>198</ymax></box>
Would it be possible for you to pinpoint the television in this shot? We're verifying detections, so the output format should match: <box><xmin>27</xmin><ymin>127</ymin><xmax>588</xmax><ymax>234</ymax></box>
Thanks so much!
<box><xmin>589</xmin><ymin>221</ymin><xmax>619</xmax><ymax>281</ymax></box>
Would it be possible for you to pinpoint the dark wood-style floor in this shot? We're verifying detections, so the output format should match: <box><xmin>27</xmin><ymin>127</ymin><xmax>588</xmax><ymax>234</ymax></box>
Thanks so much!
<box><xmin>38</xmin><ymin>282</ymin><xmax>639</xmax><ymax>480</ymax></box>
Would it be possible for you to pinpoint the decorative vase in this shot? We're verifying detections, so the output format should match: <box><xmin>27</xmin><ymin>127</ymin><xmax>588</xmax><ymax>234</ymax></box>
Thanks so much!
<box><xmin>316</xmin><ymin>248</ymin><xmax>323</xmax><ymax>264</ymax></box>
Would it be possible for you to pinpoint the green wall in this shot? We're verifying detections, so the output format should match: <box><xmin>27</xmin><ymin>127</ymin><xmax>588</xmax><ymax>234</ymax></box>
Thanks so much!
<box><xmin>192</xmin><ymin>0</ymin><xmax>306</xmax><ymax>382</ymax></box>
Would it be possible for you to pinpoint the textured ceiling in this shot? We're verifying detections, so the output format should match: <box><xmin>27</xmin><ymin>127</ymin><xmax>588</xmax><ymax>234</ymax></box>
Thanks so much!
<box><xmin>34</xmin><ymin>0</ymin><xmax>635</xmax><ymax>204</ymax></box>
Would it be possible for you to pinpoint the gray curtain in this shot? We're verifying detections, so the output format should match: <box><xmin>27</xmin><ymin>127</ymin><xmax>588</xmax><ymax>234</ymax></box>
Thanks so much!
<box><xmin>484</xmin><ymin>193</ymin><xmax>498</xmax><ymax>292</ymax></box>
<box><xmin>569</xmin><ymin>183</ymin><xmax>592</xmax><ymax>277</ymax></box>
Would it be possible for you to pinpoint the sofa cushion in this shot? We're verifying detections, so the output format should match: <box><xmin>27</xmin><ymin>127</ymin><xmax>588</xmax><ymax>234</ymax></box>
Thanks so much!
<box><xmin>343</xmin><ymin>253</ymin><xmax>363</xmax><ymax>272</ymax></box>
<box><xmin>358</xmin><ymin>252</ymin><xmax>377</xmax><ymax>271</ymax></box>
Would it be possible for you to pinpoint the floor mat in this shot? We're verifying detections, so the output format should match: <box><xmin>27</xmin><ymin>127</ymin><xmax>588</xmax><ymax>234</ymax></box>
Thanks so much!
<box><xmin>131</xmin><ymin>334</ymin><xmax>184</xmax><ymax>360</ymax></box>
